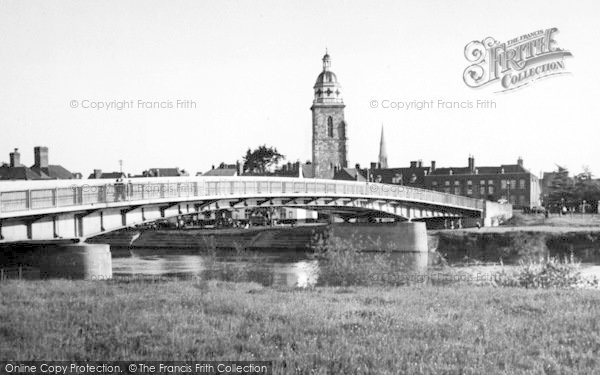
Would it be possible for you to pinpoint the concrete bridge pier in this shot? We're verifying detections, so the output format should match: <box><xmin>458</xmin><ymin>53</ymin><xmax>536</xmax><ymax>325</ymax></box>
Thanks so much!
<box><xmin>1</xmin><ymin>242</ymin><xmax>112</xmax><ymax>280</ymax></box>
<box><xmin>39</xmin><ymin>243</ymin><xmax>112</xmax><ymax>280</ymax></box>
<box><xmin>327</xmin><ymin>222</ymin><xmax>428</xmax><ymax>253</ymax></box>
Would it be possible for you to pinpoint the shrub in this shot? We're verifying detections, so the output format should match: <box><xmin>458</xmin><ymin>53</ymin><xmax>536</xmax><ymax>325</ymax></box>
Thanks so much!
<box><xmin>315</xmin><ymin>235</ymin><xmax>412</xmax><ymax>287</ymax></box>
<box><xmin>496</xmin><ymin>254</ymin><xmax>599</xmax><ymax>289</ymax></box>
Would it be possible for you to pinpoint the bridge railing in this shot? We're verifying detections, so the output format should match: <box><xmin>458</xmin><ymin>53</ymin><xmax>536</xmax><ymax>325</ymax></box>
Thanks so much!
<box><xmin>0</xmin><ymin>177</ymin><xmax>484</xmax><ymax>214</ymax></box>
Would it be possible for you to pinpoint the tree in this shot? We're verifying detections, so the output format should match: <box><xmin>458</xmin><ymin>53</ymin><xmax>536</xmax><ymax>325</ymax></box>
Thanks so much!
<box><xmin>242</xmin><ymin>145</ymin><xmax>284</xmax><ymax>175</ymax></box>
<box><xmin>546</xmin><ymin>167</ymin><xmax>573</xmax><ymax>208</ymax></box>
<box><xmin>574</xmin><ymin>169</ymin><xmax>600</xmax><ymax>212</ymax></box>
<box><xmin>544</xmin><ymin>166</ymin><xmax>600</xmax><ymax>212</ymax></box>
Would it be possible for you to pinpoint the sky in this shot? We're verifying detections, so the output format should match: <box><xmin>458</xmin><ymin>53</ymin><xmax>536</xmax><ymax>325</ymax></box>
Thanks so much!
<box><xmin>0</xmin><ymin>0</ymin><xmax>598</xmax><ymax>178</ymax></box>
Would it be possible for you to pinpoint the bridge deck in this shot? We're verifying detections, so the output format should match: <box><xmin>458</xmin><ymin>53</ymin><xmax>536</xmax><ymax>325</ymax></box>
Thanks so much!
<box><xmin>0</xmin><ymin>176</ymin><xmax>484</xmax><ymax>218</ymax></box>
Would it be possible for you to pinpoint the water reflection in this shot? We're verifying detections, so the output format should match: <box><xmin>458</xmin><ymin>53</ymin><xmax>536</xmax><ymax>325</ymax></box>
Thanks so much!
<box><xmin>112</xmin><ymin>249</ymin><xmax>431</xmax><ymax>287</ymax></box>
<box><xmin>3</xmin><ymin>249</ymin><xmax>599</xmax><ymax>285</ymax></box>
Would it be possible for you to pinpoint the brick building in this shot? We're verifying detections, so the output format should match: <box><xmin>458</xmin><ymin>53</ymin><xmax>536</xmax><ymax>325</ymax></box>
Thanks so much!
<box><xmin>334</xmin><ymin>160</ymin><xmax>431</xmax><ymax>188</ymax></box>
<box><xmin>424</xmin><ymin>156</ymin><xmax>541</xmax><ymax>209</ymax></box>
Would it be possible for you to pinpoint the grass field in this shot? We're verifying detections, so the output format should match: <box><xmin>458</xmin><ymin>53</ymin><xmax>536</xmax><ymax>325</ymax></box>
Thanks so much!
<box><xmin>1</xmin><ymin>279</ymin><xmax>599</xmax><ymax>374</ymax></box>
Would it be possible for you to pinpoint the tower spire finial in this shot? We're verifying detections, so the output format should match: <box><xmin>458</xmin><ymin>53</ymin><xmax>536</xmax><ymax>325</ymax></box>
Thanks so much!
<box><xmin>322</xmin><ymin>49</ymin><xmax>331</xmax><ymax>71</ymax></box>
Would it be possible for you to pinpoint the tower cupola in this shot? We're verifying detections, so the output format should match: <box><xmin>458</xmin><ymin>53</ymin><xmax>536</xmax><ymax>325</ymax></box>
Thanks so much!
<box><xmin>313</xmin><ymin>50</ymin><xmax>343</xmax><ymax>104</ymax></box>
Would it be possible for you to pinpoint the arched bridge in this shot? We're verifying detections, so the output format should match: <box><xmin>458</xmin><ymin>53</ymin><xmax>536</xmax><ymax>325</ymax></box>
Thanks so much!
<box><xmin>0</xmin><ymin>176</ymin><xmax>510</xmax><ymax>242</ymax></box>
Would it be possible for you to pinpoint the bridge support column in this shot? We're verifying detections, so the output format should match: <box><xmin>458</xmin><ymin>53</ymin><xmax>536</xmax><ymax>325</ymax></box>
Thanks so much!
<box><xmin>327</xmin><ymin>222</ymin><xmax>428</xmax><ymax>252</ymax></box>
<box><xmin>40</xmin><ymin>243</ymin><xmax>112</xmax><ymax>280</ymax></box>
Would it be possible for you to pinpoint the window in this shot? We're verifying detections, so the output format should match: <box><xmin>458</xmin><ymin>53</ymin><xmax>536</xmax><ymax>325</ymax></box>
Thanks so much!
<box><xmin>467</xmin><ymin>187</ymin><xmax>473</xmax><ymax>196</ymax></box>
<box><xmin>444</xmin><ymin>187</ymin><xmax>451</xmax><ymax>194</ymax></box>
<box><xmin>327</xmin><ymin>117</ymin><xmax>334</xmax><ymax>137</ymax></box>
<box><xmin>480</xmin><ymin>180</ymin><xmax>485</xmax><ymax>185</ymax></box>
<box><xmin>454</xmin><ymin>180</ymin><xmax>460</xmax><ymax>186</ymax></box>
<box><xmin>510</xmin><ymin>180</ymin><xmax>517</xmax><ymax>189</ymax></box>
<box><xmin>480</xmin><ymin>186</ymin><xmax>485</xmax><ymax>195</ymax></box>
<box><xmin>519</xmin><ymin>195</ymin><xmax>526</xmax><ymax>205</ymax></box>
<box><xmin>519</xmin><ymin>179</ymin><xmax>525</xmax><ymax>189</ymax></box>
<box><xmin>445</xmin><ymin>180</ymin><xmax>450</xmax><ymax>186</ymax></box>
<box><xmin>467</xmin><ymin>180</ymin><xmax>472</xmax><ymax>186</ymax></box>
<box><xmin>432</xmin><ymin>181</ymin><xmax>438</xmax><ymax>186</ymax></box>
<box><xmin>501</xmin><ymin>180</ymin><xmax>507</xmax><ymax>189</ymax></box>
<box><xmin>488</xmin><ymin>186</ymin><xmax>494</xmax><ymax>194</ymax></box>
<box><xmin>338</xmin><ymin>121</ymin><xmax>346</xmax><ymax>139</ymax></box>
<box><xmin>488</xmin><ymin>180</ymin><xmax>494</xmax><ymax>185</ymax></box>
<box><xmin>454</xmin><ymin>187</ymin><xmax>460</xmax><ymax>195</ymax></box>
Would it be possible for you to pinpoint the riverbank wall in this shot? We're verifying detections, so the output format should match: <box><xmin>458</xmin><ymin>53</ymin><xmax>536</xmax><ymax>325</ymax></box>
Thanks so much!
<box><xmin>88</xmin><ymin>223</ymin><xmax>428</xmax><ymax>253</ymax></box>
<box><xmin>432</xmin><ymin>228</ymin><xmax>600</xmax><ymax>263</ymax></box>
<box><xmin>87</xmin><ymin>225</ymin><xmax>325</xmax><ymax>251</ymax></box>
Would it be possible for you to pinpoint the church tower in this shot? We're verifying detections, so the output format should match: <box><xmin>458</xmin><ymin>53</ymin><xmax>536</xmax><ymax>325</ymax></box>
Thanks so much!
<box><xmin>311</xmin><ymin>51</ymin><xmax>347</xmax><ymax>179</ymax></box>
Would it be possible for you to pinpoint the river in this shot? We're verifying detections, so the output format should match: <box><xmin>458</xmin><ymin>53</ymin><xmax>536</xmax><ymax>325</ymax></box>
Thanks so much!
<box><xmin>111</xmin><ymin>248</ymin><xmax>600</xmax><ymax>287</ymax></box>
<box><xmin>111</xmin><ymin>249</ymin><xmax>433</xmax><ymax>287</ymax></box>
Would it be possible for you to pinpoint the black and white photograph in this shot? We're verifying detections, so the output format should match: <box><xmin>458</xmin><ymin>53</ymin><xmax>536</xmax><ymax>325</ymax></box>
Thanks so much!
<box><xmin>1</xmin><ymin>0</ymin><xmax>599</xmax><ymax>374</ymax></box>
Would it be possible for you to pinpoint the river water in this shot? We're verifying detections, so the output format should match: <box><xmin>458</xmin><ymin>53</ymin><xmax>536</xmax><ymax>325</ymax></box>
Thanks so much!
<box><xmin>112</xmin><ymin>249</ymin><xmax>432</xmax><ymax>287</ymax></box>
<box><xmin>111</xmin><ymin>249</ymin><xmax>600</xmax><ymax>287</ymax></box>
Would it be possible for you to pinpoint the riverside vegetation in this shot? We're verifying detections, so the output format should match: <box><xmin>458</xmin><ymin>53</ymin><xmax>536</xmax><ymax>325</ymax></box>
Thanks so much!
<box><xmin>314</xmin><ymin>235</ymin><xmax>599</xmax><ymax>289</ymax></box>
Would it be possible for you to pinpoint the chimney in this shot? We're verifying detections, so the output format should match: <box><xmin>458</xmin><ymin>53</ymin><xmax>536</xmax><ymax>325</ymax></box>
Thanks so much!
<box><xmin>9</xmin><ymin>148</ymin><xmax>21</xmax><ymax>167</ymax></box>
<box><xmin>355</xmin><ymin>163</ymin><xmax>361</xmax><ymax>170</ymax></box>
<box><xmin>93</xmin><ymin>169</ymin><xmax>102</xmax><ymax>179</ymax></box>
<box><xmin>410</xmin><ymin>161</ymin><xmax>417</xmax><ymax>168</ymax></box>
<box><xmin>370</xmin><ymin>162</ymin><xmax>377</xmax><ymax>171</ymax></box>
<box><xmin>431</xmin><ymin>160</ymin><xmax>436</xmax><ymax>171</ymax></box>
<box><xmin>468</xmin><ymin>155</ymin><xmax>475</xmax><ymax>172</ymax></box>
<box><xmin>517</xmin><ymin>157</ymin><xmax>523</xmax><ymax>167</ymax></box>
<box><xmin>417</xmin><ymin>159</ymin><xmax>423</xmax><ymax>168</ymax></box>
<box><xmin>34</xmin><ymin>146</ymin><xmax>49</xmax><ymax>169</ymax></box>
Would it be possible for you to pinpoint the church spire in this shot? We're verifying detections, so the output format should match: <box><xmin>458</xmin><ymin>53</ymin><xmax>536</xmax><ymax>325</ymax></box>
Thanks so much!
<box><xmin>378</xmin><ymin>124</ymin><xmax>388</xmax><ymax>169</ymax></box>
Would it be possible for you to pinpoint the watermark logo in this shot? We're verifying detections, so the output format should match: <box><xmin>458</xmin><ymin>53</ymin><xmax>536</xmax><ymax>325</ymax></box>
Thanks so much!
<box><xmin>463</xmin><ymin>27</ymin><xmax>572</xmax><ymax>92</ymax></box>
<box><xmin>69</xmin><ymin>99</ymin><xmax>198</xmax><ymax>110</ymax></box>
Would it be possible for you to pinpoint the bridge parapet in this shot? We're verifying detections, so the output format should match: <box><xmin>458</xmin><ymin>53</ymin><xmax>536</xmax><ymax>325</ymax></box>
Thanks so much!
<box><xmin>0</xmin><ymin>177</ymin><xmax>484</xmax><ymax>217</ymax></box>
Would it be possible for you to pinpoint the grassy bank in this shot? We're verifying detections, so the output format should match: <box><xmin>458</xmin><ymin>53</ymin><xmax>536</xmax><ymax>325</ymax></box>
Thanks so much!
<box><xmin>2</xmin><ymin>280</ymin><xmax>600</xmax><ymax>373</ymax></box>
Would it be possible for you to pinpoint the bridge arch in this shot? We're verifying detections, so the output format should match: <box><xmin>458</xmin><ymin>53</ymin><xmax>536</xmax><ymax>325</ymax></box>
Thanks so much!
<box><xmin>0</xmin><ymin>176</ymin><xmax>493</xmax><ymax>242</ymax></box>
